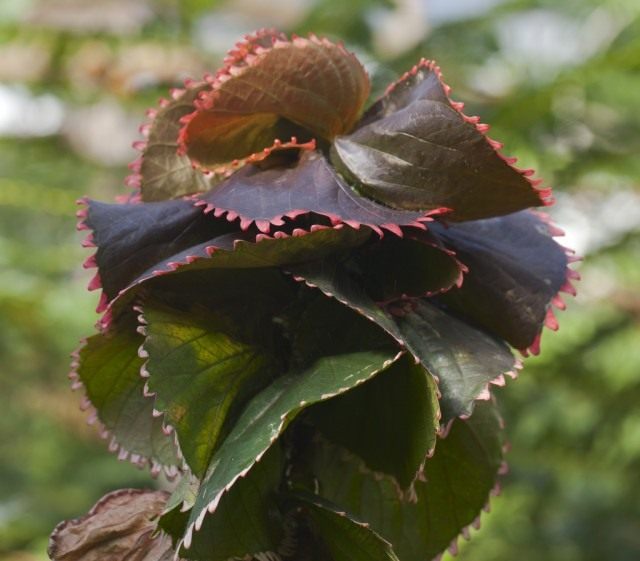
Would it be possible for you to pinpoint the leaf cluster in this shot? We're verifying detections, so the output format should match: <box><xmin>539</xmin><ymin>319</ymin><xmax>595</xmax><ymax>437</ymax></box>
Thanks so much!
<box><xmin>49</xmin><ymin>29</ymin><xmax>576</xmax><ymax>561</ymax></box>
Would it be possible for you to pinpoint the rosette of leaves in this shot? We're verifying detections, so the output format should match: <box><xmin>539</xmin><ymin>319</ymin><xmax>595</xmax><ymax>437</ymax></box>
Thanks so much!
<box><xmin>50</xmin><ymin>29</ymin><xmax>579</xmax><ymax>561</ymax></box>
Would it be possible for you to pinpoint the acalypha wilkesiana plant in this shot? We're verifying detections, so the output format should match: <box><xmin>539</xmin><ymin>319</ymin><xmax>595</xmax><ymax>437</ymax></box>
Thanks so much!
<box><xmin>48</xmin><ymin>29</ymin><xmax>579</xmax><ymax>561</ymax></box>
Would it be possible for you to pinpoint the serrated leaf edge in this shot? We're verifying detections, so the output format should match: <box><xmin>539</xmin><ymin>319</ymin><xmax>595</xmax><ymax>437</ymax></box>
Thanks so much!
<box><xmin>432</xmin><ymin>397</ymin><xmax>510</xmax><ymax>561</ymax></box>
<box><xmin>68</xmin><ymin>337</ymin><xmax>183</xmax><ymax>479</ymax></box>
<box><xmin>192</xmin><ymin>163</ymin><xmax>446</xmax><ymax>237</ymax></box>
<box><xmin>519</xmin><ymin>210</ymin><xmax>581</xmax><ymax>357</ymax></box>
<box><xmin>372</xmin><ymin>230</ymin><xmax>469</xmax><ymax>307</ymax></box>
<box><xmin>177</xmin><ymin>32</ymin><xmax>369</xmax><ymax>159</ymax></box>
<box><xmin>287</xmin><ymin>272</ymin><xmax>521</xmax><ymax>426</ymax></box>
<box><xmin>134</xmin><ymin>305</ymin><xmax>191</xmax><ymax>479</ymax></box>
<box><xmin>77</xmin><ymin>195</ymin><xmax>361</xmax><ymax>332</ymax></box>
<box><xmin>179</xmin><ymin>350</ymin><xmax>405</xmax><ymax>553</ymax></box>
<box><xmin>314</xmin><ymin>397</ymin><xmax>510</xmax><ymax>561</ymax></box>
<box><xmin>382</xmin><ymin>58</ymin><xmax>554</xmax><ymax>209</ymax></box>
<box><xmin>124</xmin><ymin>79</ymin><xmax>210</xmax><ymax>204</ymax></box>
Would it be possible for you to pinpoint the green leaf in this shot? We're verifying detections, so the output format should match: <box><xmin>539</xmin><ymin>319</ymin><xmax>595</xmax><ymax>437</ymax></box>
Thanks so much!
<box><xmin>144</xmin><ymin>294</ymin><xmax>282</xmax><ymax>475</ymax></box>
<box><xmin>391</xmin><ymin>300</ymin><xmax>516</xmax><ymax>421</ymax></box>
<box><xmin>184</xmin><ymin>295</ymin><xmax>403</xmax><ymax>547</ymax></box>
<box><xmin>182</xmin><ymin>35</ymin><xmax>370</xmax><ymax>167</ymax></box>
<box><xmin>331</xmin><ymin>60</ymin><xmax>546</xmax><ymax>220</ymax></box>
<box><xmin>180</xmin><ymin>444</ymin><xmax>285</xmax><ymax>561</ymax></box>
<box><xmin>308</xmin><ymin>354</ymin><xmax>440</xmax><ymax>489</ymax></box>
<box><xmin>74</xmin><ymin>313</ymin><xmax>181</xmax><ymax>473</ymax></box>
<box><xmin>312</xmin><ymin>400</ymin><xmax>505</xmax><ymax>561</ymax></box>
<box><xmin>289</xmin><ymin>259</ymin><xmax>516</xmax><ymax>421</ymax></box>
<box><xmin>292</xmin><ymin>492</ymin><xmax>400</xmax><ymax>561</ymax></box>
<box><xmin>139</xmin><ymin>84</ymin><xmax>214</xmax><ymax>202</ymax></box>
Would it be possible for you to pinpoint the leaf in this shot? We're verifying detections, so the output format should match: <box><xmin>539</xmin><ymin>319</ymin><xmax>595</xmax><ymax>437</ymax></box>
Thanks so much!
<box><xmin>136</xmin><ymin>83</ymin><xmax>214</xmax><ymax>202</ymax></box>
<box><xmin>392</xmin><ymin>300</ymin><xmax>517</xmax><ymax>421</ymax></box>
<box><xmin>72</xmin><ymin>313</ymin><xmax>181</xmax><ymax>474</ymax></box>
<box><xmin>289</xmin><ymin>259</ymin><xmax>516</xmax><ymax>421</ymax></box>
<box><xmin>82</xmin><ymin>197</ymin><xmax>370</xmax><ymax>324</ymax></box>
<box><xmin>48</xmin><ymin>489</ymin><xmax>183</xmax><ymax>561</ymax></box>
<box><xmin>291</xmin><ymin>492</ymin><xmax>401</xmax><ymax>561</ymax></box>
<box><xmin>140</xmin><ymin>269</ymin><xmax>291</xmax><ymax>476</ymax></box>
<box><xmin>331</xmin><ymin>59</ymin><xmax>548</xmax><ymax>220</ymax></box>
<box><xmin>350</xmin><ymin>232</ymin><xmax>464</xmax><ymax>302</ymax></box>
<box><xmin>179</xmin><ymin>444</ymin><xmax>285</xmax><ymax>561</ymax></box>
<box><xmin>307</xmin><ymin>354</ymin><xmax>440</xmax><ymax>489</ymax></box>
<box><xmin>430</xmin><ymin>210</ymin><xmax>571</xmax><ymax>350</ymax></box>
<box><xmin>181</xmin><ymin>34</ymin><xmax>370</xmax><ymax>167</ymax></box>
<box><xmin>311</xmin><ymin>400</ymin><xmax>505</xmax><ymax>561</ymax></box>
<box><xmin>184</xmin><ymin>295</ymin><xmax>403</xmax><ymax>548</ymax></box>
<box><xmin>195</xmin><ymin>150</ymin><xmax>443</xmax><ymax>235</ymax></box>
<box><xmin>84</xmin><ymin>198</ymin><xmax>234</xmax><ymax>302</ymax></box>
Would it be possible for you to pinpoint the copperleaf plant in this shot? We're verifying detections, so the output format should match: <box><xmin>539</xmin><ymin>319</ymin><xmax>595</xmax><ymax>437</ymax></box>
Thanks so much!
<box><xmin>50</xmin><ymin>29</ymin><xmax>580</xmax><ymax>561</ymax></box>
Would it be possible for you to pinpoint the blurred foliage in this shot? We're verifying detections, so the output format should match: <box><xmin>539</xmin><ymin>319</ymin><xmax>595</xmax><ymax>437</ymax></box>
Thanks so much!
<box><xmin>0</xmin><ymin>0</ymin><xmax>638</xmax><ymax>559</ymax></box>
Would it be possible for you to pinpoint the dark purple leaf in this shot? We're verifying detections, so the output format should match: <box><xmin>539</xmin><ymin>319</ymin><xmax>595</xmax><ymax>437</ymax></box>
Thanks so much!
<box><xmin>195</xmin><ymin>150</ymin><xmax>445</xmax><ymax>235</ymax></box>
<box><xmin>350</xmin><ymin>231</ymin><xmax>465</xmax><ymax>302</ymax></box>
<box><xmin>82</xmin><ymin>198</ymin><xmax>234</xmax><ymax>303</ymax></box>
<box><xmin>80</xmin><ymin>198</ymin><xmax>370</xmax><ymax>329</ymax></box>
<box><xmin>430</xmin><ymin>210</ymin><xmax>574</xmax><ymax>352</ymax></box>
<box><xmin>331</xmin><ymin>59</ymin><xmax>551</xmax><ymax>221</ymax></box>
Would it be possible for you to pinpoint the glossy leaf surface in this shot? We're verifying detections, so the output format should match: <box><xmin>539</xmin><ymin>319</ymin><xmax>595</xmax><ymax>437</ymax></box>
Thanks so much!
<box><xmin>184</xmin><ymin>296</ymin><xmax>402</xmax><ymax>545</ymax></box>
<box><xmin>290</xmin><ymin>259</ymin><xmax>515</xmax><ymax>420</ymax></box>
<box><xmin>331</xmin><ymin>61</ymin><xmax>544</xmax><ymax>220</ymax></box>
<box><xmin>312</xmin><ymin>400</ymin><xmax>504</xmax><ymax>561</ymax></box>
<box><xmin>195</xmin><ymin>151</ymin><xmax>441</xmax><ymax>234</ymax></box>
<box><xmin>392</xmin><ymin>300</ymin><xmax>515</xmax><ymax>420</ymax></box>
<box><xmin>308</xmin><ymin>354</ymin><xmax>439</xmax><ymax>488</ymax></box>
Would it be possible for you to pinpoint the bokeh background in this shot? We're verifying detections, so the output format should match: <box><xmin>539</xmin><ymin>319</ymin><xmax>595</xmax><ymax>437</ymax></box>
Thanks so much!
<box><xmin>1</xmin><ymin>0</ymin><xmax>639</xmax><ymax>559</ymax></box>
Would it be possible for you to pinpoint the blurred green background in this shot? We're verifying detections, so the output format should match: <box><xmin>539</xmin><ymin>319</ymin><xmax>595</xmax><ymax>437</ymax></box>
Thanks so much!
<box><xmin>0</xmin><ymin>0</ymin><xmax>638</xmax><ymax>559</ymax></box>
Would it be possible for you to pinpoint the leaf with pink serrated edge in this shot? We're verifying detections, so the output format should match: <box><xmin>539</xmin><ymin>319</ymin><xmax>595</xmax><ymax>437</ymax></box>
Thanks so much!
<box><xmin>73</xmin><ymin>311</ymin><xmax>182</xmax><ymax>475</ymax></box>
<box><xmin>182</xmin><ymin>296</ymin><xmax>402</xmax><ymax>555</ymax></box>
<box><xmin>310</xmin><ymin>399</ymin><xmax>505</xmax><ymax>561</ymax></box>
<box><xmin>308</xmin><ymin>354</ymin><xmax>440</xmax><ymax>490</ymax></box>
<box><xmin>430</xmin><ymin>210</ymin><xmax>574</xmax><ymax>352</ymax></box>
<box><xmin>331</xmin><ymin>59</ymin><xmax>550</xmax><ymax>220</ymax></box>
<box><xmin>288</xmin><ymin>258</ymin><xmax>516</xmax><ymax>422</ymax></box>
<box><xmin>180</xmin><ymin>34</ymin><xmax>370</xmax><ymax>168</ymax></box>
<box><xmin>195</xmin><ymin>150</ymin><xmax>444</xmax><ymax>235</ymax></box>
<box><xmin>139</xmin><ymin>269</ymin><xmax>292</xmax><ymax>477</ymax></box>
<box><xmin>81</xmin><ymin>197</ymin><xmax>371</xmax><ymax>328</ymax></box>
<box><xmin>349</xmin><ymin>230</ymin><xmax>465</xmax><ymax>303</ymax></box>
